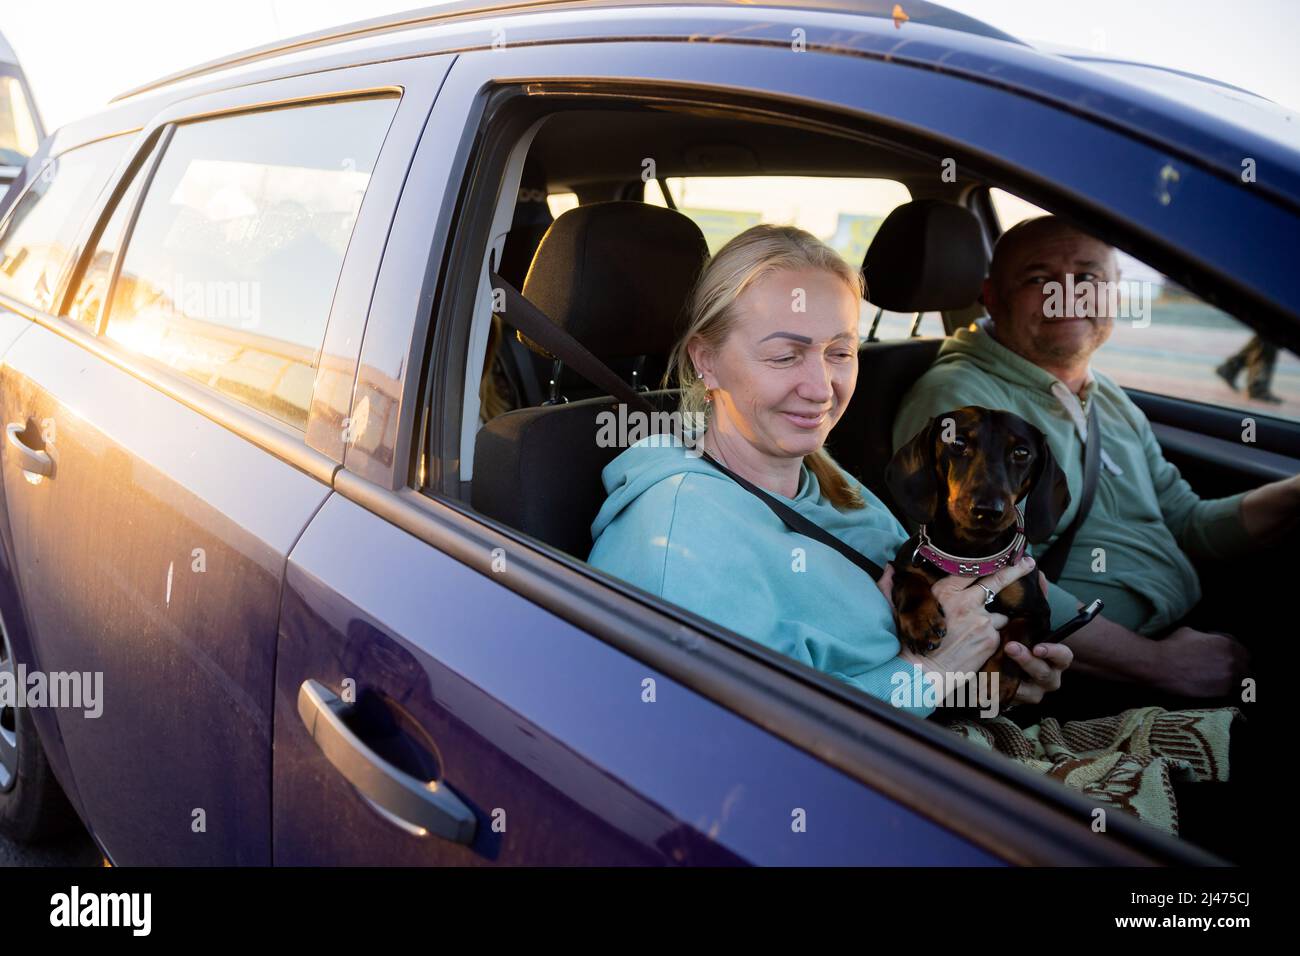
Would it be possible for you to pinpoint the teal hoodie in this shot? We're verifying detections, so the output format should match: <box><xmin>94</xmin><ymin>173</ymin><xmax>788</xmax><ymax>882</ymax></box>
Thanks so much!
<box><xmin>892</xmin><ymin>322</ymin><xmax>1253</xmax><ymax>635</ymax></box>
<box><xmin>588</xmin><ymin>434</ymin><xmax>935</xmax><ymax>717</ymax></box>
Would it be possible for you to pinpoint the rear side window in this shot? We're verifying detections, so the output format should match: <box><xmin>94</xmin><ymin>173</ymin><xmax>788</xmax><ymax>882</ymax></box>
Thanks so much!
<box><xmin>0</xmin><ymin>136</ymin><xmax>129</xmax><ymax>312</ymax></box>
<box><xmin>103</xmin><ymin>96</ymin><xmax>398</xmax><ymax>430</ymax></box>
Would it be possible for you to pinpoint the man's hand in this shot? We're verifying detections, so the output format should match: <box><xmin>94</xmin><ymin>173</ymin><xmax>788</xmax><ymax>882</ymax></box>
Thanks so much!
<box><xmin>1155</xmin><ymin>627</ymin><xmax>1252</xmax><ymax>699</ymax></box>
<box><xmin>1007</xmin><ymin>641</ymin><xmax>1072</xmax><ymax>705</ymax></box>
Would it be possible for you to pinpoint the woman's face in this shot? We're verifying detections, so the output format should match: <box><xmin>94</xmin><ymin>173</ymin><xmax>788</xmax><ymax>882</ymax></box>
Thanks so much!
<box><xmin>694</xmin><ymin>266</ymin><xmax>860</xmax><ymax>461</ymax></box>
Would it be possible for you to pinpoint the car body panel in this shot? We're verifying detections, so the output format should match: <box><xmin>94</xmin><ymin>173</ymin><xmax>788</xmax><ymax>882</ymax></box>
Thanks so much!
<box><xmin>273</xmin><ymin>491</ymin><xmax>1000</xmax><ymax>865</ymax></box>
<box><xmin>0</xmin><ymin>58</ymin><xmax>451</xmax><ymax>864</ymax></box>
<box><xmin>0</xmin><ymin>321</ymin><xmax>329</xmax><ymax>864</ymax></box>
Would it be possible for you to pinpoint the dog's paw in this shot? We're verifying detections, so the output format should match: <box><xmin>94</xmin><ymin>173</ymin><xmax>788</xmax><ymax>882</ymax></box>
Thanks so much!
<box><xmin>897</xmin><ymin>598</ymin><xmax>946</xmax><ymax>654</ymax></box>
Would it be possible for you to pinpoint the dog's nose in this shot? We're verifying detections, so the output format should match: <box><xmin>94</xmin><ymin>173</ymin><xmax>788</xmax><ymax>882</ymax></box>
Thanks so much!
<box><xmin>971</xmin><ymin>501</ymin><xmax>1005</xmax><ymax>523</ymax></box>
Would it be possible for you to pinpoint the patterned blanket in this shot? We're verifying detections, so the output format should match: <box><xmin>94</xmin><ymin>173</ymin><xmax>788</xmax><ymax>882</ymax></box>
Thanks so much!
<box><xmin>942</xmin><ymin>706</ymin><xmax>1240</xmax><ymax>835</ymax></box>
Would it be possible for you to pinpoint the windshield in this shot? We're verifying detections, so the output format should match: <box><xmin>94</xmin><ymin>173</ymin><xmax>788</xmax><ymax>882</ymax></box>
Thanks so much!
<box><xmin>0</xmin><ymin>74</ymin><xmax>40</xmax><ymax>166</ymax></box>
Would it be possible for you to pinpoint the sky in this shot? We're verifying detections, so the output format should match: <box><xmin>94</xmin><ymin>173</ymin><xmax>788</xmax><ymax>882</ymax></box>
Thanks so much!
<box><xmin>2</xmin><ymin>0</ymin><xmax>1299</xmax><ymax>133</ymax></box>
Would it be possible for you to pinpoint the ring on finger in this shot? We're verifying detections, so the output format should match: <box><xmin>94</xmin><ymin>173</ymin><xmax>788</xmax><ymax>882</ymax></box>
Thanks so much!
<box><xmin>978</xmin><ymin>584</ymin><xmax>995</xmax><ymax>606</ymax></box>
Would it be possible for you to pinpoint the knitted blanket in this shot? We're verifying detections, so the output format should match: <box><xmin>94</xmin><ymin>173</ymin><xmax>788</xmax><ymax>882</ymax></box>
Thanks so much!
<box><xmin>942</xmin><ymin>706</ymin><xmax>1239</xmax><ymax>835</ymax></box>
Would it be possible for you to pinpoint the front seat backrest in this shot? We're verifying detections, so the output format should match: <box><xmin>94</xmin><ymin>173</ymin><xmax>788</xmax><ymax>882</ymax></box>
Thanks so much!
<box><xmin>827</xmin><ymin>200</ymin><xmax>988</xmax><ymax>509</ymax></box>
<box><xmin>473</xmin><ymin>201</ymin><xmax>709</xmax><ymax>557</ymax></box>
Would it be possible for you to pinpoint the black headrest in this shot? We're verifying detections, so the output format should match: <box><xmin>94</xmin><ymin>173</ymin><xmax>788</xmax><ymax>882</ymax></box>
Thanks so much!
<box><xmin>520</xmin><ymin>201</ymin><xmax>710</xmax><ymax>360</ymax></box>
<box><xmin>862</xmin><ymin>199</ymin><xmax>987</xmax><ymax>312</ymax></box>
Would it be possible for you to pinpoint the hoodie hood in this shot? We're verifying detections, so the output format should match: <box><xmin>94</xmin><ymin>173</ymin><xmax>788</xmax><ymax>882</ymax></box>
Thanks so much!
<box><xmin>590</xmin><ymin>433</ymin><xmax>816</xmax><ymax>540</ymax></box>
<box><xmin>934</xmin><ymin>318</ymin><xmax>1066</xmax><ymax>395</ymax></box>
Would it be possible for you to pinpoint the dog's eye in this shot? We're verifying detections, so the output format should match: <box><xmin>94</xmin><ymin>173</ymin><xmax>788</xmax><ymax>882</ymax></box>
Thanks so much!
<box><xmin>948</xmin><ymin>437</ymin><xmax>967</xmax><ymax>451</ymax></box>
<box><xmin>1011</xmin><ymin>446</ymin><xmax>1031</xmax><ymax>461</ymax></box>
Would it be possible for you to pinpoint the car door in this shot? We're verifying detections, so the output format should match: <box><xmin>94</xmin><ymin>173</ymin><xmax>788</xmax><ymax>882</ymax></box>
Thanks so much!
<box><xmin>0</xmin><ymin>58</ymin><xmax>449</xmax><ymax>864</ymax></box>
<box><xmin>269</xmin><ymin>37</ymin><xmax>1207</xmax><ymax>866</ymax></box>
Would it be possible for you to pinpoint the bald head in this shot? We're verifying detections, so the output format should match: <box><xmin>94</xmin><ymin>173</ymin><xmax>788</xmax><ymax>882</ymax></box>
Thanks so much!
<box><xmin>982</xmin><ymin>215</ymin><xmax>1120</xmax><ymax>375</ymax></box>
<box><xmin>989</xmin><ymin>216</ymin><xmax>1117</xmax><ymax>298</ymax></box>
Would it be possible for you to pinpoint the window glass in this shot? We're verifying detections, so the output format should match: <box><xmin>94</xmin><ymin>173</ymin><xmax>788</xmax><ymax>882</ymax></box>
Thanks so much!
<box><xmin>66</xmin><ymin>141</ymin><xmax>160</xmax><ymax>330</ymax></box>
<box><xmin>545</xmin><ymin>191</ymin><xmax>578</xmax><ymax>218</ymax></box>
<box><xmin>989</xmin><ymin>188</ymin><xmax>1298</xmax><ymax>421</ymax></box>
<box><xmin>104</xmin><ymin>97</ymin><xmax>398</xmax><ymax>430</ymax></box>
<box><xmin>0</xmin><ymin>75</ymin><xmax>40</xmax><ymax>164</ymax></box>
<box><xmin>0</xmin><ymin>136</ymin><xmax>129</xmax><ymax>311</ymax></box>
<box><xmin>644</xmin><ymin>176</ymin><xmax>938</xmax><ymax>339</ymax></box>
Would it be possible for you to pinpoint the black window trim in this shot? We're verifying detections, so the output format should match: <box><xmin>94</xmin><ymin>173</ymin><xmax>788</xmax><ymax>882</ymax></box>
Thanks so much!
<box><xmin>404</xmin><ymin>78</ymin><xmax>1217</xmax><ymax>865</ymax></box>
<box><xmin>57</xmin><ymin>124</ymin><xmax>173</xmax><ymax>333</ymax></box>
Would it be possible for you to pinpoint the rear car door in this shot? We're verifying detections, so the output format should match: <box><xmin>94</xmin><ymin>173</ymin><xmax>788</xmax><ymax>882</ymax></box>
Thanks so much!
<box><xmin>0</xmin><ymin>58</ymin><xmax>448</xmax><ymax>863</ymax></box>
<box><xmin>269</xmin><ymin>34</ymin><xmax>1199</xmax><ymax>865</ymax></box>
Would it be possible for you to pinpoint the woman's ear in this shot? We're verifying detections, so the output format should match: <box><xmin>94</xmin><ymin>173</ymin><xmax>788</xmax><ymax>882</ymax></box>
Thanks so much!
<box><xmin>687</xmin><ymin>337</ymin><xmax>717</xmax><ymax>389</ymax></box>
<box><xmin>884</xmin><ymin>419</ymin><xmax>940</xmax><ymax>527</ymax></box>
<box><xmin>1022</xmin><ymin>431</ymin><xmax>1072</xmax><ymax>543</ymax></box>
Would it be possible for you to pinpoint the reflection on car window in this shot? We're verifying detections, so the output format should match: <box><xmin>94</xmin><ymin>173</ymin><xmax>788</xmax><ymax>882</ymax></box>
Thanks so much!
<box><xmin>103</xmin><ymin>97</ymin><xmax>398</xmax><ymax>430</ymax></box>
<box><xmin>989</xmin><ymin>188</ymin><xmax>1299</xmax><ymax>422</ymax></box>
<box><xmin>66</xmin><ymin>141</ymin><xmax>160</xmax><ymax>330</ymax></box>
<box><xmin>0</xmin><ymin>135</ymin><xmax>129</xmax><ymax>311</ymax></box>
<box><xmin>0</xmin><ymin>75</ymin><xmax>40</xmax><ymax>165</ymax></box>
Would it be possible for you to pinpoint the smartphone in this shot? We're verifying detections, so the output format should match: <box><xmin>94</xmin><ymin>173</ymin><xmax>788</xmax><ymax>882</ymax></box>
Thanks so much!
<box><xmin>1045</xmin><ymin>598</ymin><xmax>1104</xmax><ymax>643</ymax></box>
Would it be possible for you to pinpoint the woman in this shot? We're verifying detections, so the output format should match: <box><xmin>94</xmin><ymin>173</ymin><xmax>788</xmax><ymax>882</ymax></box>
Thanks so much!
<box><xmin>588</xmin><ymin>224</ymin><xmax>1071</xmax><ymax>718</ymax></box>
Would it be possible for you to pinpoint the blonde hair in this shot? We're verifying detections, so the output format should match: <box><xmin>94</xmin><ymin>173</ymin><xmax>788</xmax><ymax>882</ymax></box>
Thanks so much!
<box><xmin>665</xmin><ymin>224</ymin><xmax>866</xmax><ymax>510</ymax></box>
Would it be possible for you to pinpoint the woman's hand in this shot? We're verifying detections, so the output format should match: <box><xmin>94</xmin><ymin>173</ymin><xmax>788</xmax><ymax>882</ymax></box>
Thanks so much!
<box><xmin>1006</xmin><ymin>641</ymin><xmax>1072</xmax><ymax>705</ymax></box>
<box><xmin>883</xmin><ymin>556</ymin><xmax>1041</xmax><ymax>705</ymax></box>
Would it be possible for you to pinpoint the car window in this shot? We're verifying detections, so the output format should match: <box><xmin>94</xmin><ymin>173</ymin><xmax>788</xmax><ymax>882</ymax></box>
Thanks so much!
<box><xmin>0</xmin><ymin>75</ymin><xmax>40</xmax><ymax>166</ymax></box>
<box><xmin>989</xmin><ymin>188</ymin><xmax>1298</xmax><ymax>422</ymax></box>
<box><xmin>102</xmin><ymin>96</ymin><xmax>398</xmax><ymax>431</ymax></box>
<box><xmin>65</xmin><ymin>140</ymin><xmax>162</xmax><ymax>330</ymax></box>
<box><xmin>643</xmin><ymin>176</ymin><xmax>941</xmax><ymax>340</ymax></box>
<box><xmin>0</xmin><ymin>136</ymin><xmax>130</xmax><ymax>312</ymax></box>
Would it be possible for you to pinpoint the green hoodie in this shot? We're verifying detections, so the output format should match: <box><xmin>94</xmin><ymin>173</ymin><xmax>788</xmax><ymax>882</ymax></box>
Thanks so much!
<box><xmin>588</xmin><ymin>434</ymin><xmax>935</xmax><ymax>717</ymax></box>
<box><xmin>892</xmin><ymin>322</ymin><xmax>1253</xmax><ymax>635</ymax></box>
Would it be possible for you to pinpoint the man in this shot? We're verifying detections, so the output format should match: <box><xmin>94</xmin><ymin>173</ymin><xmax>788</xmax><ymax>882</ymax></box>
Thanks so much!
<box><xmin>892</xmin><ymin>215</ymin><xmax>1299</xmax><ymax>704</ymax></box>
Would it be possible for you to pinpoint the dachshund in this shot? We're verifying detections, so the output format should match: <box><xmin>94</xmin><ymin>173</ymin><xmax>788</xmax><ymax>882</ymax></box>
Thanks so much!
<box><xmin>884</xmin><ymin>406</ymin><xmax>1071</xmax><ymax>707</ymax></box>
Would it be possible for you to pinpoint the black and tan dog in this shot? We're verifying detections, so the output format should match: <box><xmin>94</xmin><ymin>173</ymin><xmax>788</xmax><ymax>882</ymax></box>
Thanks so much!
<box><xmin>885</xmin><ymin>406</ymin><xmax>1071</xmax><ymax>706</ymax></box>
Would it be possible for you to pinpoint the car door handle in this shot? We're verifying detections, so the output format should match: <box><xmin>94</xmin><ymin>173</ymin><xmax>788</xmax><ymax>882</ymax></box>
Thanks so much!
<box><xmin>6</xmin><ymin>422</ymin><xmax>54</xmax><ymax>478</ymax></box>
<box><xmin>297</xmin><ymin>679</ymin><xmax>476</xmax><ymax>844</ymax></box>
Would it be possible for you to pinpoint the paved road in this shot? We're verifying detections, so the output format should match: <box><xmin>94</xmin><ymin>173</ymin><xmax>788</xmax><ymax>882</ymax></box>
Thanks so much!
<box><xmin>0</xmin><ymin>826</ymin><xmax>102</xmax><ymax>867</ymax></box>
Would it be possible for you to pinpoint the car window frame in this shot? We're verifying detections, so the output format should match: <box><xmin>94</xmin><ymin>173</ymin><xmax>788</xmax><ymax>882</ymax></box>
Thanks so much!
<box><xmin>0</xmin><ymin>133</ymin><xmax>138</xmax><ymax>314</ymax></box>
<box><xmin>337</xmin><ymin>39</ymin><xmax>1273</xmax><ymax>866</ymax></box>
<box><xmin>14</xmin><ymin>57</ymin><xmax>454</xmax><ymax>483</ymax></box>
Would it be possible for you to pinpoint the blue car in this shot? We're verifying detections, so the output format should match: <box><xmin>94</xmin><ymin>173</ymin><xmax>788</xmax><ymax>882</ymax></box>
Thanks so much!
<box><xmin>0</xmin><ymin>0</ymin><xmax>1295</xmax><ymax>866</ymax></box>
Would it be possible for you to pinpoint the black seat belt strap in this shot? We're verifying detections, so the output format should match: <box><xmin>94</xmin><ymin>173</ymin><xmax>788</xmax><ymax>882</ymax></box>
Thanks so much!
<box><xmin>1037</xmin><ymin>402</ymin><xmax>1100</xmax><ymax>583</ymax></box>
<box><xmin>700</xmin><ymin>451</ymin><xmax>884</xmax><ymax>582</ymax></box>
<box><xmin>488</xmin><ymin>266</ymin><xmax>656</xmax><ymax>417</ymax></box>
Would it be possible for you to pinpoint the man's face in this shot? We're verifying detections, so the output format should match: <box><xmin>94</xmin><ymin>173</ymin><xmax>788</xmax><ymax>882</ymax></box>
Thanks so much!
<box><xmin>984</xmin><ymin>227</ymin><xmax>1119</xmax><ymax>369</ymax></box>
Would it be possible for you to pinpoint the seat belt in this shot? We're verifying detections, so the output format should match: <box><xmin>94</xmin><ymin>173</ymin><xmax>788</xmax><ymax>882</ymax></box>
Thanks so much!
<box><xmin>487</xmin><ymin>263</ymin><xmax>656</xmax><ymax>417</ymax></box>
<box><xmin>1036</xmin><ymin>402</ymin><xmax>1100</xmax><ymax>583</ymax></box>
<box><xmin>700</xmin><ymin>451</ymin><xmax>885</xmax><ymax>582</ymax></box>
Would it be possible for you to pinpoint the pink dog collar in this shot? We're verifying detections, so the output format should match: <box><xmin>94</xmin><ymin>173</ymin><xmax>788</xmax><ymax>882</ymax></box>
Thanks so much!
<box><xmin>912</xmin><ymin>507</ymin><xmax>1028</xmax><ymax>577</ymax></box>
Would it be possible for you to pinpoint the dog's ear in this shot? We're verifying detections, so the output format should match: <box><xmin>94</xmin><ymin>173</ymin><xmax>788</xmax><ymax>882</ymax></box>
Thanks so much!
<box><xmin>885</xmin><ymin>418</ymin><xmax>941</xmax><ymax>527</ymax></box>
<box><xmin>1021</xmin><ymin>427</ymin><xmax>1071</xmax><ymax>543</ymax></box>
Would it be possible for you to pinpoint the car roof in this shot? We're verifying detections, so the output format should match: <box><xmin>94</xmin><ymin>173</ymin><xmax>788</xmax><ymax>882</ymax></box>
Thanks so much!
<box><xmin>109</xmin><ymin>0</ymin><xmax>1021</xmax><ymax>103</ymax></box>
<box><xmin>44</xmin><ymin>0</ymin><xmax>1300</xmax><ymax>214</ymax></box>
